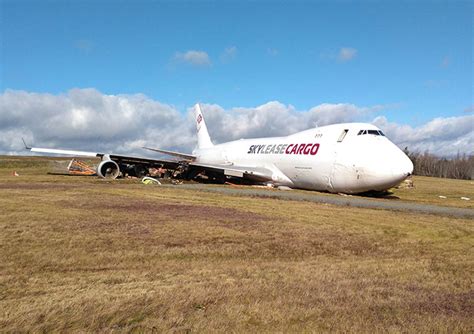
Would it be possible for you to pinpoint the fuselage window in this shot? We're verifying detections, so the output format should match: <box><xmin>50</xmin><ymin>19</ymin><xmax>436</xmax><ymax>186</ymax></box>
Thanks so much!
<box><xmin>368</xmin><ymin>130</ymin><xmax>380</xmax><ymax>135</ymax></box>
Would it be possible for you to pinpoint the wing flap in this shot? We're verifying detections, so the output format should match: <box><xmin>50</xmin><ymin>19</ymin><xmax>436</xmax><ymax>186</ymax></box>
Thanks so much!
<box><xmin>190</xmin><ymin>162</ymin><xmax>274</xmax><ymax>182</ymax></box>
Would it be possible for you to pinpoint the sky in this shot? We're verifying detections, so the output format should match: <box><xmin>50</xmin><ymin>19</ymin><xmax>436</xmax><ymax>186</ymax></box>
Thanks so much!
<box><xmin>0</xmin><ymin>0</ymin><xmax>473</xmax><ymax>157</ymax></box>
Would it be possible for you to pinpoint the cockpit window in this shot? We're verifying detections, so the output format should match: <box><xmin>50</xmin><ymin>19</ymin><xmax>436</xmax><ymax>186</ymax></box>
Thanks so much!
<box><xmin>358</xmin><ymin>129</ymin><xmax>385</xmax><ymax>136</ymax></box>
<box><xmin>337</xmin><ymin>129</ymin><xmax>349</xmax><ymax>142</ymax></box>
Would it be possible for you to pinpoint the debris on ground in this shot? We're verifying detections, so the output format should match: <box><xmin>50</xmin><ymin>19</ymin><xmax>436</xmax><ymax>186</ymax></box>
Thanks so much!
<box><xmin>67</xmin><ymin>159</ymin><xmax>96</xmax><ymax>176</ymax></box>
<box><xmin>149</xmin><ymin>167</ymin><xmax>167</xmax><ymax>178</ymax></box>
<box><xmin>171</xmin><ymin>179</ymin><xmax>183</xmax><ymax>185</ymax></box>
<box><xmin>396</xmin><ymin>177</ymin><xmax>414</xmax><ymax>189</ymax></box>
<box><xmin>251</xmin><ymin>185</ymin><xmax>274</xmax><ymax>189</ymax></box>
<box><xmin>12</xmin><ymin>171</ymin><xmax>19</xmax><ymax>177</ymax></box>
<box><xmin>460</xmin><ymin>197</ymin><xmax>470</xmax><ymax>201</ymax></box>
<box><xmin>439</xmin><ymin>195</ymin><xmax>447</xmax><ymax>199</ymax></box>
<box><xmin>141</xmin><ymin>176</ymin><xmax>161</xmax><ymax>185</ymax></box>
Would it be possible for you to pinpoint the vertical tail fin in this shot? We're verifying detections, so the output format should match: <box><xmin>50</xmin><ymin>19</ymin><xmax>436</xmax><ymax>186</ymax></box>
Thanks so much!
<box><xmin>194</xmin><ymin>103</ymin><xmax>214</xmax><ymax>149</ymax></box>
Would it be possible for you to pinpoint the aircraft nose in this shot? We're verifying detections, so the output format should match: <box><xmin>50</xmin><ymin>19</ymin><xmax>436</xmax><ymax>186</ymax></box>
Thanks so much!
<box><xmin>358</xmin><ymin>142</ymin><xmax>414</xmax><ymax>191</ymax></box>
<box><xmin>381</xmin><ymin>146</ymin><xmax>413</xmax><ymax>179</ymax></box>
<box><xmin>397</xmin><ymin>153</ymin><xmax>414</xmax><ymax>178</ymax></box>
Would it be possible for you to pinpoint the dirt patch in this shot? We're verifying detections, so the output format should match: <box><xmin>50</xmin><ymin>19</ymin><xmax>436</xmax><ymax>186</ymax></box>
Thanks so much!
<box><xmin>67</xmin><ymin>200</ymin><xmax>267</xmax><ymax>224</ymax></box>
<box><xmin>56</xmin><ymin>199</ymin><xmax>269</xmax><ymax>241</ymax></box>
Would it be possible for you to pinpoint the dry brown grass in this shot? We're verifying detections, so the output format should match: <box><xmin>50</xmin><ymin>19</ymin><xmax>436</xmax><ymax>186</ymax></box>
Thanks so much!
<box><xmin>391</xmin><ymin>176</ymin><xmax>473</xmax><ymax>209</ymax></box>
<box><xmin>0</xmin><ymin>156</ymin><xmax>473</xmax><ymax>332</ymax></box>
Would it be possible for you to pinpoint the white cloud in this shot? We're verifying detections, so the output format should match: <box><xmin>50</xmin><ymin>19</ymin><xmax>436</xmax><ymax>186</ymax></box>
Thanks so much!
<box><xmin>307</xmin><ymin>103</ymin><xmax>383</xmax><ymax>126</ymax></box>
<box><xmin>174</xmin><ymin>50</ymin><xmax>211</xmax><ymax>66</ymax></box>
<box><xmin>0</xmin><ymin>89</ymin><xmax>472</xmax><ymax>157</ymax></box>
<box><xmin>373</xmin><ymin>115</ymin><xmax>474</xmax><ymax>156</ymax></box>
<box><xmin>338</xmin><ymin>47</ymin><xmax>357</xmax><ymax>62</ymax></box>
<box><xmin>221</xmin><ymin>46</ymin><xmax>237</xmax><ymax>63</ymax></box>
<box><xmin>0</xmin><ymin>89</ymin><xmax>194</xmax><ymax>155</ymax></box>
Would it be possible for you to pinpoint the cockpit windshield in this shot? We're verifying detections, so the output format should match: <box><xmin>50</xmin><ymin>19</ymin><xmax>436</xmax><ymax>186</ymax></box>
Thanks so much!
<box><xmin>357</xmin><ymin>129</ymin><xmax>385</xmax><ymax>136</ymax></box>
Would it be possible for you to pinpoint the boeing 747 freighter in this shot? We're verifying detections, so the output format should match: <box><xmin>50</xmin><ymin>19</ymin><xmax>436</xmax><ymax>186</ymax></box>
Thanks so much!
<box><xmin>27</xmin><ymin>104</ymin><xmax>413</xmax><ymax>194</ymax></box>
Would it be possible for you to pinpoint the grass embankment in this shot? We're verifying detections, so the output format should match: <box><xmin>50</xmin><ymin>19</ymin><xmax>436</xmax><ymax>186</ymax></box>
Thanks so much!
<box><xmin>0</xmin><ymin>156</ymin><xmax>473</xmax><ymax>332</ymax></box>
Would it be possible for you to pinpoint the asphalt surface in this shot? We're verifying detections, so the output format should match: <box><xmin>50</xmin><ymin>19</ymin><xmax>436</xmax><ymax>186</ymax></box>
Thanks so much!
<box><xmin>163</xmin><ymin>184</ymin><xmax>474</xmax><ymax>219</ymax></box>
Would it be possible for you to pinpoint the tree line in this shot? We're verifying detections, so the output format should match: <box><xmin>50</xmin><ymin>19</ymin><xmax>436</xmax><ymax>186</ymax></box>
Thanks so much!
<box><xmin>404</xmin><ymin>148</ymin><xmax>473</xmax><ymax>180</ymax></box>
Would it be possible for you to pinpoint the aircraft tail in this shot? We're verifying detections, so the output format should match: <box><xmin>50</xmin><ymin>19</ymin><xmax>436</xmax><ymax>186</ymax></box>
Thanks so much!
<box><xmin>194</xmin><ymin>103</ymin><xmax>214</xmax><ymax>149</ymax></box>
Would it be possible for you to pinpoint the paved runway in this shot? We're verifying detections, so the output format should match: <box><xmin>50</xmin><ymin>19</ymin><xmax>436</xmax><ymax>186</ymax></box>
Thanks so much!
<box><xmin>164</xmin><ymin>184</ymin><xmax>474</xmax><ymax>218</ymax></box>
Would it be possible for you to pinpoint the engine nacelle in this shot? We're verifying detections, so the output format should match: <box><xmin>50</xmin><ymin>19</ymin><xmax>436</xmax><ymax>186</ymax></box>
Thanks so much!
<box><xmin>97</xmin><ymin>160</ymin><xmax>120</xmax><ymax>179</ymax></box>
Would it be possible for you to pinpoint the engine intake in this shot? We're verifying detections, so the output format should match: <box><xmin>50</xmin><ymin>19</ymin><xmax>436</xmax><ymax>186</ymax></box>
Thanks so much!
<box><xmin>97</xmin><ymin>160</ymin><xmax>120</xmax><ymax>179</ymax></box>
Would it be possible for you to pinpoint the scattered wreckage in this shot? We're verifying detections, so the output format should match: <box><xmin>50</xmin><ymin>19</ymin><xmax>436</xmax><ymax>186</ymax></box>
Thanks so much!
<box><xmin>61</xmin><ymin>157</ymin><xmax>234</xmax><ymax>184</ymax></box>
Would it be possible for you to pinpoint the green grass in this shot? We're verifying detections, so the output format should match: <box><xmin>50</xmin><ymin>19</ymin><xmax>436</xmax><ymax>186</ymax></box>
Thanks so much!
<box><xmin>0</xmin><ymin>156</ymin><xmax>473</xmax><ymax>332</ymax></box>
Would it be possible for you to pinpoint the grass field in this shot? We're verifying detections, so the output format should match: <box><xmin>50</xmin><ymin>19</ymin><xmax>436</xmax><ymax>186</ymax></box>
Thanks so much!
<box><xmin>1</xmin><ymin>156</ymin><xmax>473</xmax><ymax>332</ymax></box>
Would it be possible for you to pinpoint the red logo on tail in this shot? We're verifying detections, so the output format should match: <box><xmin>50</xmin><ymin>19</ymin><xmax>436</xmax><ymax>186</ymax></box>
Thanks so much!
<box><xmin>197</xmin><ymin>114</ymin><xmax>202</xmax><ymax>124</ymax></box>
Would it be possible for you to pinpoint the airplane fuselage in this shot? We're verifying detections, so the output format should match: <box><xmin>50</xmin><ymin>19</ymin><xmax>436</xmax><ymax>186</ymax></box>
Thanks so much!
<box><xmin>194</xmin><ymin>122</ymin><xmax>413</xmax><ymax>193</ymax></box>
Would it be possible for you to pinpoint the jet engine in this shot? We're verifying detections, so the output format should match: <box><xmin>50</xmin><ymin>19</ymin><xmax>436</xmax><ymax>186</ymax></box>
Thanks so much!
<box><xmin>97</xmin><ymin>160</ymin><xmax>121</xmax><ymax>179</ymax></box>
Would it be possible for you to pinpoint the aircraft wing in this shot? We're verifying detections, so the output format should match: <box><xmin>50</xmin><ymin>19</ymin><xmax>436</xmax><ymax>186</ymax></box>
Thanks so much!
<box><xmin>189</xmin><ymin>162</ymin><xmax>274</xmax><ymax>182</ymax></box>
<box><xmin>30</xmin><ymin>147</ymin><xmax>101</xmax><ymax>158</ymax></box>
<box><xmin>27</xmin><ymin>144</ymin><xmax>274</xmax><ymax>182</ymax></box>
<box><xmin>27</xmin><ymin>146</ymin><xmax>182</xmax><ymax>170</ymax></box>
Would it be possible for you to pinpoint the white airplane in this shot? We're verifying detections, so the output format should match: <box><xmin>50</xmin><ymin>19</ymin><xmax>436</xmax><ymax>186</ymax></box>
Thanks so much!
<box><xmin>27</xmin><ymin>104</ymin><xmax>413</xmax><ymax>194</ymax></box>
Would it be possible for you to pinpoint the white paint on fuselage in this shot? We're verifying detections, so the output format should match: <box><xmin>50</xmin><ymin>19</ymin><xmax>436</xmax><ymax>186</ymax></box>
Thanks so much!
<box><xmin>193</xmin><ymin>123</ymin><xmax>413</xmax><ymax>193</ymax></box>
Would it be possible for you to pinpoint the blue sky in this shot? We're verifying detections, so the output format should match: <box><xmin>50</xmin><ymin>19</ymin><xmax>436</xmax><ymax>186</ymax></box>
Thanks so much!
<box><xmin>2</xmin><ymin>0</ymin><xmax>472</xmax><ymax>126</ymax></box>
